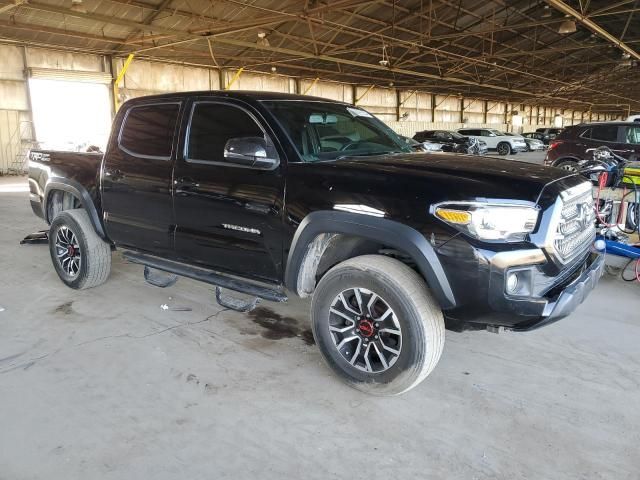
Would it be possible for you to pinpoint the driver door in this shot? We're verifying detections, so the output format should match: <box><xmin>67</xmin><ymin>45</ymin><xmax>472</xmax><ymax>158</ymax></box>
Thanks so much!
<box><xmin>172</xmin><ymin>99</ymin><xmax>284</xmax><ymax>283</ymax></box>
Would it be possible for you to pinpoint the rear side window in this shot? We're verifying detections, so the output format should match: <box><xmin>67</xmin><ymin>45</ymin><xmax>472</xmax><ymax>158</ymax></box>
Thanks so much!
<box><xmin>624</xmin><ymin>126</ymin><xmax>640</xmax><ymax>144</ymax></box>
<box><xmin>187</xmin><ymin>103</ymin><xmax>263</xmax><ymax>162</ymax></box>
<box><xmin>590</xmin><ymin>125</ymin><xmax>618</xmax><ymax>142</ymax></box>
<box><xmin>119</xmin><ymin>103</ymin><xmax>180</xmax><ymax>159</ymax></box>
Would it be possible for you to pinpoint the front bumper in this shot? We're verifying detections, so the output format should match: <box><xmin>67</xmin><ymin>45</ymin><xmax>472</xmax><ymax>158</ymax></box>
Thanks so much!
<box><xmin>512</xmin><ymin>252</ymin><xmax>604</xmax><ymax>331</ymax></box>
<box><xmin>440</xmin><ymin>244</ymin><xmax>604</xmax><ymax>331</ymax></box>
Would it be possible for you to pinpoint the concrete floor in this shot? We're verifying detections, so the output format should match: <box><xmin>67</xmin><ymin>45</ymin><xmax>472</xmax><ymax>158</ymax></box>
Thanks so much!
<box><xmin>1</xmin><ymin>169</ymin><xmax>639</xmax><ymax>480</ymax></box>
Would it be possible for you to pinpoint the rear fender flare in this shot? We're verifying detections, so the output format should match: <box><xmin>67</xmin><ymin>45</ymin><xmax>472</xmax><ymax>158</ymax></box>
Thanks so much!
<box><xmin>284</xmin><ymin>211</ymin><xmax>456</xmax><ymax>309</ymax></box>
<box><xmin>44</xmin><ymin>178</ymin><xmax>108</xmax><ymax>241</ymax></box>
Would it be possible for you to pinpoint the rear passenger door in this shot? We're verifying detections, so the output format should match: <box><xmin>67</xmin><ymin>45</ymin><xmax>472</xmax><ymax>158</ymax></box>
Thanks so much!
<box><xmin>101</xmin><ymin>101</ymin><xmax>182</xmax><ymax>255</ymax></box>
<box><xmin>172</xmin><ymin>99</ymin><xmax>284</xmax><ymax>283</ymax></box>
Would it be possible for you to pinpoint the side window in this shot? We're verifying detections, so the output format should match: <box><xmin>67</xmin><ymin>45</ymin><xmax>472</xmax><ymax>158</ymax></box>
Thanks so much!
<box><xmin>579</xmin><ymin>127</ymin><xmax>592</xmax><ymax>139</ymax></box>
<box><xmin>481</xmin><ymin>130</ymin><xmax>491</xmax><ymax>136</ymax></box>
<box><xmin>119</xmin><ymin>103</ymin><xmax>180</xmax><ymax>159</ymax></box>
<box><xmin>187</xmin><ymin>103</ymin><xmax>263</xmax><ymax>162</ymax></box>
<box><xmin>590</xmin><ymin>125</ymin><xmax>618</xmax><ymax>142</ymax></box>
<box><xmin>624</xmin><ymin>126</ymin><xmax>640</xmax><ymax>144</ymax></box>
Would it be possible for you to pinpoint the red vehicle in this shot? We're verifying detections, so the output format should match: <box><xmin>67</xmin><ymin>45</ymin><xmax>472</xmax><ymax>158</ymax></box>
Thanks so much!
<box><xmin>545</xmin><ymin>122</ymin><xmax>640</xmax><ymax>172</ymax></box>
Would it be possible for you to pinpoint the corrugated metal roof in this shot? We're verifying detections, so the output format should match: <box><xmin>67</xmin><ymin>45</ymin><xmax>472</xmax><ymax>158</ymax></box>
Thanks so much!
<box><xmin>0</xmin><ymin>0</ymin><xmax>638</xmax><ymax>111</ymax></box>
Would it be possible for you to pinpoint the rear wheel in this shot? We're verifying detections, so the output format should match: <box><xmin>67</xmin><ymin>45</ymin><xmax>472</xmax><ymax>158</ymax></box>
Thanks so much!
<box><xmin>311</xmin><ymin>255</ymin><xmax>445</xmax><ymax>396</ymax></box>
<box><xmin>555</xmin><ymin>160</ymin><xmax>579</xmax><ymax>172</ymax></box>
<box><xmin>497</xmin><ymin>142</ymin><xmax>511</xmax><ymax>155</ymax></box>
<box><xmin>49</xmin><ymin>209</ymin><xmax>111</xmax><ymax>289</ymax></box>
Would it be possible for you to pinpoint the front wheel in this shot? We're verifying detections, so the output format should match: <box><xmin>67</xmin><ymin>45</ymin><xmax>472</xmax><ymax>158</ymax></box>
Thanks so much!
<box><xmin>311</xmin><ymin>255</ymin><xmax>445</xmax><ymax>396</ymax></box>
<box><xmin>496</xmin><ymin>142</ymin><xmax>512</xmax><ymax>155</ymax></box>
<box><xmin>49</xmin><ymin>209</ymin><xmax>111</xmax><ymax>289</ymax></box>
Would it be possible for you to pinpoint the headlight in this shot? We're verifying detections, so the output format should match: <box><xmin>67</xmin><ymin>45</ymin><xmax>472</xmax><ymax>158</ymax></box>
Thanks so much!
<box><xmin>434</xmin><ymin>203</ymin><xmax>539</xmax><ymax>241</ymax></box>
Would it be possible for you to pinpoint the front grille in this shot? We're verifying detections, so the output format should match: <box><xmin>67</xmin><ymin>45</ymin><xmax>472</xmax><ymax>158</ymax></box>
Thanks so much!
<box><xmin>554</xmin><ymin>183</ymin><xmax>596</xmax><ymax>263</ymax></box>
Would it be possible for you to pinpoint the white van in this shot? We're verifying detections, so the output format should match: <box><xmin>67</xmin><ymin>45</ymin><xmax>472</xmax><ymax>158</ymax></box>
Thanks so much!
<box><xmin>627</xmin><ymin>115</ymin><xmax>640</xmax><ymax>122</ymax></box>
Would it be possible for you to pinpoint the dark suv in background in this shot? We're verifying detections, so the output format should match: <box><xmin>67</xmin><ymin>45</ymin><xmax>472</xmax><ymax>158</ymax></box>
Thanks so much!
<box><xmin>545</xmin><ymin>122</ymin><xmax>640</xmax><ymax>171</ymax></box>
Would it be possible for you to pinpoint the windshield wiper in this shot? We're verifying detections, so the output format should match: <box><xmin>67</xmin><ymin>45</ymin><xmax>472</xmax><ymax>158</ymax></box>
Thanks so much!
<box><xmin>335</xmin><ymin>151</ymin><xmax>404</xmax><ymax>160</ymax></box>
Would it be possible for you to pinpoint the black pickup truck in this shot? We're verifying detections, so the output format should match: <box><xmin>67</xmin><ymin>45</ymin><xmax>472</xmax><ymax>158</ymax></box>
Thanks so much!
<box><xmin>28</xmin><ymin>91</ymin><xmax>603</xmax><ymax>395</ymax></box>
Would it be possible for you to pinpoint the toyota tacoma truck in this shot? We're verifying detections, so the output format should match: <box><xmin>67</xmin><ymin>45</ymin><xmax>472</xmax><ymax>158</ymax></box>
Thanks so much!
<box><xmin>28</xmin><ymin>91</ymin><xmax>603</xmax><ymax>395</ymax></box>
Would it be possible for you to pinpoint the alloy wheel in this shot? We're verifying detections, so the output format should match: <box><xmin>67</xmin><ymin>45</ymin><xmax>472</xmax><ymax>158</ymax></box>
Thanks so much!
<box><xmin>328</xmin><ymin>287</ymin><xmax>402</xmax><ymax>373</ymax></box>
<box><xmin>497</xmin><ymin>143</ymin><xmax>510</xmax><ymax>155</ymax></box>
<box><xmin>54</xmin><ymin>226</ymin><xmax>81</xmax><ymax>277</ymax></box>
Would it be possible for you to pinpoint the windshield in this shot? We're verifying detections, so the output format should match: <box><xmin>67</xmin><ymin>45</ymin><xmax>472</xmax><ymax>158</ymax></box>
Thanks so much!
<box><xmin>261</xmin><ymin>100</ymin><xmax>411</xmax><ymax>162</ymax></box>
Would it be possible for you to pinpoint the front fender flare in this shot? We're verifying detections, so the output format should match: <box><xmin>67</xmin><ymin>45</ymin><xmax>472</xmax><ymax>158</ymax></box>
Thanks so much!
<box><xmin>284</xmin><ymin>211</ymin><xmax>456</xmax><ymax>310</ymax></box>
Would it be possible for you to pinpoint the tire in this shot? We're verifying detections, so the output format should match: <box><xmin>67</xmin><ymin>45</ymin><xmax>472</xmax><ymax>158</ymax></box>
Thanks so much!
<box><xmin>496</xmin><ymin>142</ymin><xmax>511</xmax><ymax>155</ymax></box>
<box><xmin>555</xmin><ymin>160</ymin><xmax>579</xmax><ymax>173</ymax></box>
<box><xmin>49</xmin><ymin>209</ymin><xmax>111</xmax><ymax>289</ymax></box>
<box><xmin>311</xmin><ymin>254</ymin><xmax>445</xmax><ymax>396</ymax></box>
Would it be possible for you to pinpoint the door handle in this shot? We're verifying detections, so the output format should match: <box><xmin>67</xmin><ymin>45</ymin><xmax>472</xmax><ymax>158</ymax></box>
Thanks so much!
<box><xmin>105</xmin><ymin>168</ymin><xmax>124</xmax><ymax>181</ymax></box>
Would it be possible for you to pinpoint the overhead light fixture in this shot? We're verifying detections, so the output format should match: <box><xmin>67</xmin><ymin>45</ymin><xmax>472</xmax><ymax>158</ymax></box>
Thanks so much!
<box><xmin>270</xmin><ymin>66</ymin><xmax>277</xmax><ymax>72</ymax></box>
<box><xmin>558</xmin><ymin>19</ymin><xmax>576</xmax><ymax>34</ymax></box>
<box><xmin>622</xmin><ymin>52</ymin><xmax>631</xmax><ymax>60</ymax></box>
<box><xmin>70</xmin><ymin>0</ymin><xmax>86</xmax><ymax>13</ymax></box>
<box><xmin>379</xmin><ymin>43</ymin><xmax>390</xmax><ymax>67</ymax></box>
<box><xmin>408</xmin><ymin>44</ymin><xmax>420</xmax><ymax>54</ymax></box>
<box><xmin>257</xmin><ymin>31</ymin><xmax>270</xmax><ymax>47</ymax></box>
<box><xmin>541</xmin><ymin>5</ymin><xmax>552</xmax><ymax>18</ymax></box>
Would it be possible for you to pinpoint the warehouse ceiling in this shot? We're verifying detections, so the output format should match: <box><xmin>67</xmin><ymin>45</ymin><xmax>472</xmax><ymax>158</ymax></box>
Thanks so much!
<box><xmin>0</xmin><ymin>0</ymin><xmax>639</xmax><ymax>112</ymax></box>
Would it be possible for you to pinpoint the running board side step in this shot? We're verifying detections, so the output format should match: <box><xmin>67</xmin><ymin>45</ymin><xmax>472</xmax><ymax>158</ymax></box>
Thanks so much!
<box><xmin>122</xmin><ymin>251</ymin><xmax>287</xmax><ymax>303</ymax></box>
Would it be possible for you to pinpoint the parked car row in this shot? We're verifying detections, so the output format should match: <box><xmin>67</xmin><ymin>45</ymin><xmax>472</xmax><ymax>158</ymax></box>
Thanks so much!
<box><xmin>411</xmin><ymin>128</ymin><xmax>552</xmax><ymax>156</ymax></box>
<box><xmin>412</xmin><ymin>130</ymin><xmax>489</xmax><ymax>154</ymax></box>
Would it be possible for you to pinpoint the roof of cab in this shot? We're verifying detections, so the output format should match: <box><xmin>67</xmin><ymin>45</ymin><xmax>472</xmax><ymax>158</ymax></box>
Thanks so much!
<box><xmin>123</xmin><ymin>90</ymin><xmax>347</xmax><ymax>106</ymax></box>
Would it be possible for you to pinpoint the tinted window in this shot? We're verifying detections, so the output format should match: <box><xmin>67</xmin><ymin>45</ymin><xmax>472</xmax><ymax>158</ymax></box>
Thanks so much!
<box><xmin>187</xmin><ymin>103</ymin><xmax>262</xmax><ymax>161</ymax></box>
<box><xmin>624</xmin><ymin>126</ymin><xmax>640</xmax><ymax>144</ymax></box>
<box><xmin>459</xmin><ymin>129</ymin><xmax>478</xmax><ymax>135</ymax></box>
<box><xmin>119</xmin><ymin>103</ymin><xmax>180</xmax><ymax>158</ymax></box>
<box><xmin>590</xmin><ymin>125</ymin><xmax>618</xmax><ymax>142</ymax></box>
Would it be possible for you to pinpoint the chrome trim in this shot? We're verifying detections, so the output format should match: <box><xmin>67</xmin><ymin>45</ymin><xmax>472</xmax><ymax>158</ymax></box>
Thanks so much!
<box><xmin>491</xmin><ymin>249</ymin><xmax>546</xmax><ymax>269</ymax></box>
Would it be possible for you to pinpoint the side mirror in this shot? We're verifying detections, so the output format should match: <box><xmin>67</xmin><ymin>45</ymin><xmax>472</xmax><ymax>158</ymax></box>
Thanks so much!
<box><xmin>224</xmin><ymin>136</ymin><xmax>279</xmax><ymax>170</ymax></box>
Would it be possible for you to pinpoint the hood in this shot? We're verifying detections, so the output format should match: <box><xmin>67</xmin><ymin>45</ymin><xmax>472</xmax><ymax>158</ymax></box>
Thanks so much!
<box><xmin>322</xmin><ymin>152</ymin><xmax>579</xmax><ymax>204</ymax></box>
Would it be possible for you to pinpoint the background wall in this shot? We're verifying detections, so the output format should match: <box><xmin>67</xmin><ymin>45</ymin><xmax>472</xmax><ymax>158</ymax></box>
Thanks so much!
<box><xmin>0</xmin><ymin>42</ymin><xmax>624</xmax><ymax>174</ymax></box>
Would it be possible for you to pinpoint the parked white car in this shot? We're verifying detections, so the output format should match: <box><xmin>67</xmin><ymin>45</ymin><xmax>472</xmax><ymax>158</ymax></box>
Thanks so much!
<box><xmin>457</xmin><ymin>128</ymin><xmax>527</xmax><ymax>155</ymax></box>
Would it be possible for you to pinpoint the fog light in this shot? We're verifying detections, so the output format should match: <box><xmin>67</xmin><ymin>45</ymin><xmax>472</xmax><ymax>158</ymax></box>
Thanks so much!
<box><xmin>506</xmin><ymin>273</ymin><xmax>519</xmax><ymax>294</ymax></box>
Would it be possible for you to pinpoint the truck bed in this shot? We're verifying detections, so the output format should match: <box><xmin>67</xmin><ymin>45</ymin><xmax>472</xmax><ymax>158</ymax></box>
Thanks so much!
<box><xmin>28</xmin><ymin>150</ymin><xmax>103</xmax><ymax>222</ymax></box>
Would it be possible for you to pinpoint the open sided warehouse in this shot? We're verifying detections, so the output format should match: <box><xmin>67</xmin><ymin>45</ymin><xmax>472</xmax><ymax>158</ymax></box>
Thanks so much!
<box><xmin>1</xmin><ymin>1</ymin><xmax>639</xmax><ymax>479</ymax></box>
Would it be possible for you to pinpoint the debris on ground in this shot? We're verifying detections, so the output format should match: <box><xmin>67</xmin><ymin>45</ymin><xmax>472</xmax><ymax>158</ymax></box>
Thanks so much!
<box><xmin>160</xmin><ymin>304</ymin><xmax>192</xmax><ymax>312</ymax></box>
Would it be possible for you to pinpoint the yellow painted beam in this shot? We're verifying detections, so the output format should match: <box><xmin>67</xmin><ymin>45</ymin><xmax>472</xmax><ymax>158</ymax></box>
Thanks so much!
<box><xmin>224</xmin><ymin>67</ymin><xmax>244</xmax><ymax>90</ymax></box>
<box><xmin>302</xmin><ymin>77</ymin><xmax>319</xmax><ymax>95</ymax></box>
<box><xmin>354</xmin><ymin>84</ymin><xmax>374</xmax><ymax>105</ymax></box>
<box><xmin>113</xmin><ymin>53</ymin><xmax>135</xmax><ymax>112</ymax></box>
